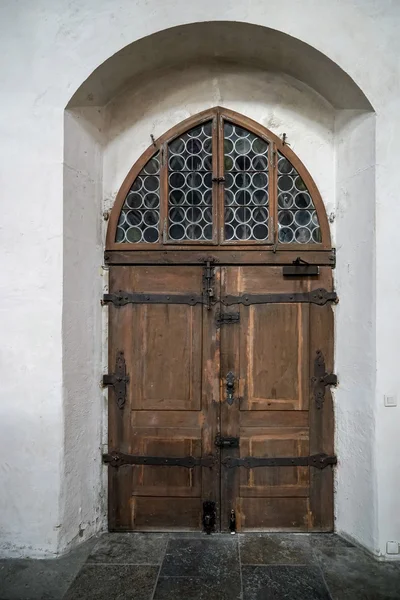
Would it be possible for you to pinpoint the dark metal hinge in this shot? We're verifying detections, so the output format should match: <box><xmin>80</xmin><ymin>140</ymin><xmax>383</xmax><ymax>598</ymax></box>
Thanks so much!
<box><xmin>212</xmin><ymin>177</ymin><xmax>225</xmax><ymax>183</ymax></box>
<box><xmin>102</xmin><ymin>351</ymin><xmax>130</xmax><ymax>409</ymax></box>
<box><xmin>103</xmin><ymin>451</ymin><xmax>216</xmax><ymax>468</ymax></box>
<box><xmin>312</xmin><ymin>350</ymin><xmax>338</xmax><ymax>409</ymax></box>
<box><xmin>216</xmin><ymin>312</ymin><xmax>240</xmax><ymax>327</ymax></box>
<box><xmin>222</xmin><ymin>453</ymin><xmax>337</xmax><ymax>470</ymax></box>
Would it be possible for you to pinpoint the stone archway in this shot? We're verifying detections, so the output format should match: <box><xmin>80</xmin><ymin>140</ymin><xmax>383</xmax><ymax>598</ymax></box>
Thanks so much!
<box><xmin>62</xmin><ymin>20</ymin><xmax>376</xmax><ymax>553</ymax></box>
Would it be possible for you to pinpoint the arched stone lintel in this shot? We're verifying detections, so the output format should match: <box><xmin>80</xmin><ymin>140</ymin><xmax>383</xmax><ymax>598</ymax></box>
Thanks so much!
<box><xmin>67</xmin><ymin>22</ymin><xmax>373</xmax><ymax>111</ymax></box>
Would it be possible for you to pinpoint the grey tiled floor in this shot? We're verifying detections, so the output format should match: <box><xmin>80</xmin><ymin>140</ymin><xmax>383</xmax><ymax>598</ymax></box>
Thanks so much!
<box><xmin>1</xmin><ymin>533</ymin><xmax>400</xmax><ymax>600</ymax></box>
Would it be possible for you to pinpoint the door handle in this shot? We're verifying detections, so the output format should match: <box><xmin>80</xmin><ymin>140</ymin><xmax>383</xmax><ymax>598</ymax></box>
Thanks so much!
<box><xmin>226</xmin><ymin>371</ymin><xmax>235</xmax><ymax>405</ymax></box>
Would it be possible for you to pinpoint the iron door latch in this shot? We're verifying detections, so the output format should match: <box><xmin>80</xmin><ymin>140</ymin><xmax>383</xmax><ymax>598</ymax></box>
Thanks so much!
<box><xmin>215</xmin><ymin>312</ymin><xmax>240</xmax><ymax>327</ymax></box>
<box><xmin>103</xmin><ymin>350</ymin><xmax>130</xmax><ymax>409</ymax></box>
<box><xmin>312</xmin><ymin>350</ymin><xmax>337</xmax><ymax>409</ymax></box>
<box><xmin>203</xmin><ymin>501</ymin><xmax>216</xmax><ymax>534</ymax></box>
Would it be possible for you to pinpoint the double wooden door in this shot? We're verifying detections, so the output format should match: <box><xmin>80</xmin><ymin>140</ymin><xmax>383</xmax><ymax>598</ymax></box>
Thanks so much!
<box><xmin>105</xmin><ymin>263</ymin><xmax>335</xmax><ymax>532</ymax></box>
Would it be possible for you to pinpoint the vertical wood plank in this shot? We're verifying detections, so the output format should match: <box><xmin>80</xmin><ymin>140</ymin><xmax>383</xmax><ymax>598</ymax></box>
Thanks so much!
<box><xmin>220</xmin><ymin>266</ymin><xmax>241</xmax><ymax>530</ymax></box>
<box><xmin>201</xmin><ymin>265</ymin><xmax>221</xmax><ymax>528</ymax></box>
<box><xmin>309</xmin><ymin>297</ymin><xmax>335</xmax><ymax>531</ymax></box>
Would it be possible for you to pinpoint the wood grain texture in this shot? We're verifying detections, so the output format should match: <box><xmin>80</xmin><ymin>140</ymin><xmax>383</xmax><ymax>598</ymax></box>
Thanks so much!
<box><xmin>107</xmin><ymin>265</ymin><xmax>219</xmax><ymax>531</ymax></box>
<box><xmin>107</xmin><ymin>263</ymin><xmax>335</xmax><ymax>532</ymax></box>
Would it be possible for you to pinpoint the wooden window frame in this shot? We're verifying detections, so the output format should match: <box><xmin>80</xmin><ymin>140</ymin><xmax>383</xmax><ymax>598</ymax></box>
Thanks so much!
<box><xmin>106</xmin><ymin>107</ymin><xmax>332</xmax><ymax>252</ymax></box>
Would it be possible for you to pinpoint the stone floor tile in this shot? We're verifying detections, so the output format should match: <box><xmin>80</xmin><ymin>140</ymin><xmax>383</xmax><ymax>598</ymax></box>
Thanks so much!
<box><xmin>242</xmin><ymin>565</ymin><xmax>331</xmax><ymax>600</ymax></box>
<box><xmin>160</xmin><ymin>536</ymin><xmax>239</xmax><ymax>581</ymax></box>
<box><xmin>239</xmin><ymin>533</ymin><xmax>313</xmax><ymax>565</ymax></box>
<box><xmin>314</xmin><ymin>542</ymin><xmax>400</xmax><ymax>600</ymax></box>
<box><xmin>154</xmin><ymin>576</ymin><xmax>241</xmax><ymax>600</ymax></box>
<box><xmin>0</xmin><ymin>539</ymin><xmax>95</xmax><ymax>600</ymax></box>
<box><xmin>63</xmin><ymin>564</ymin><xmax>158</xmax><ymax>600</ymax></box>
<box><xmin>87</xmin><ymin>533</ymin><xmax>168</xmax><ymax>565</ymax></box>
<box><xmin>310</xmin><ymin>533</ymin><xmax>357</xmax><ymax>555</ymax></box>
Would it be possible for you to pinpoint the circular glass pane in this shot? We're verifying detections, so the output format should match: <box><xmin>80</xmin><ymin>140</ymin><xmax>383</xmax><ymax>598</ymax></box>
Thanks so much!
<box><xmin>294</xmin><ymin>210</ymin><xmax>311</xmax><ymax>227</ymax></box>
<box><xmin>253</xmin><ymin>189</ymin><xmax>269</xmax><ymax>205</ymax></box>
<box><xmin>253</xmin><ymin>224</ymin><xmax>268</xmax><ymax>241</ymax></box>
<box><xmin>252</xmin><ymin>155</ymin><xmax>268</xmax><ymax>170</ymax></box>
<box><xmin>143</xmin><ymin>193</ymin><xmax>160</xmax><ymax>209</ymax></box>
<box><xmin>169</xmin><ymin>224</ymin><xmax>185</xmax><ymax>240</ymax></box>
<box><xmin>143</xmin><ymin>227</ymin><xmax>159</xmax><ymax>243</ymax></box>
<box><xmin>252</xmin><ymin>172</ymin><xmax>268</xmax><ymax>189</ymax></box>
<box><xmin>170</xmin><ymin>207</ymin><xmax>185</xmax><ymax>223</ymax></box>
<box><xmin>126</xmin><ymin>192</ymin><xmax>143</xmax><ymax>209</ymax></box>
<box><xmin>278</xmin><ymin>175</ymin><xmax>294</xmax><ymax>192</ymax></box>
<box><xmin>252</xmin><ymin>206</ymin><xmax>268</xmax><ymax>223</ymax></box>
<box><xmin>126</xmin><ymin>210</ymin><xmax>142</xmax><ymax>226</ymax></box>
<box><xmin>278</xmin><ymin>192</ymin><xmax>294</xmax><ymax>209</ymax></box>
<box><xmin>169</xmin><ymin>155</ymin><xmax>185</xmax><ymax>170</ymax></box>
<box><xmin>169</xmin><ymin>138</ymin><xmax>185</xmax><ymax>154</ymax></box>
<box><xmin>295</xmin><ymin>227</ymin><xmax>311</xmax><ymax>243</ymax></box>
<box><xmin>186</xmin><ymin>223</ymin><xmax>202</xmax><ymax>240</ymax></box>
<box><xmin>252</xmin><ymin>138</ymin><xmax>268</xmax><ymax>154</ymax></box>
<box><xmin>170</xmin><ymin>189</ymin><xmax>185</xmax><ymax>205</ymax></box>
<box><xmin>186</xmin><ymin>190</ymin><xmax>202</xmax><ymax>205</ymax></box>
<box><xmin>143</xmin><ymin>210</ymin><xmax>159</xmax><ymax>226</ymax></box>
<box><xmin>278</xmin><ymin>210</ymin><xmax>294</xmax><ymax>227</ymax></box>
<box><xmin>126</xmin><ymin>227</ymin><xmax>142</xmax><ymax>243</ymax></box>
<box><xmin>279</xmin><ymin>226</ymin><xmax>294</xmax><ymax>243</ymax></box>
<box><xmin>169</xmin><ymin>172</ymin><xmax>185</xmax><ymax>189</ymax></box>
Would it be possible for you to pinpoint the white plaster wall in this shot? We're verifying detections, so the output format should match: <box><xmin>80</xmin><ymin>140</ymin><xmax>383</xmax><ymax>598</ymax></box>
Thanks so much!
<box><xmin>1</xmin><ymin>0</ymin><xmax>399</xmax><ymax>559</ymax></box>
<box><xmin>61</xmin><ymin>107</ymin><xmax>106</xmax><ymax>551</ymax></box>
<box><xmin>334</xmin><ymin>111</ymin><xmax>377</xmax><ymax>551</ymax></box>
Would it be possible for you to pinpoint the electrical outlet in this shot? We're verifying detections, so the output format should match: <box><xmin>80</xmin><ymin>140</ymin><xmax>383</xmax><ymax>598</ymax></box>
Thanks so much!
<box><xmin>384</xmin><ymin>395</ymin><xmax>397</xmax><ymax>407</ymax></box>
<box><xmin>386</xmin><ymin>541</ymin><xmax>399</xmax><ymax>555</ymax></box>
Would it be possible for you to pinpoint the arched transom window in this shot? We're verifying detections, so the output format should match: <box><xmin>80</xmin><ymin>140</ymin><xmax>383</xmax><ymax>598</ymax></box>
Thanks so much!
<box><xmin>107</xmin><ymin>108</ymin><xmax>330</xmax><ymax>250</ymax></box>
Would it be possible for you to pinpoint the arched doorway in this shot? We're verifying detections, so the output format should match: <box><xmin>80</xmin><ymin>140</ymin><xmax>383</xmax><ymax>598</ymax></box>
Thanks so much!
<box><xmin>103</xmin><ymin>107</ymin><xmax>337</xmax><ymax>532</ymax></box>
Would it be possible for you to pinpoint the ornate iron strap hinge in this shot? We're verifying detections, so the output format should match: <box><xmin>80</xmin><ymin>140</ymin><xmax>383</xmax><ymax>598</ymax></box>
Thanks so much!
<box><xmin>102</xmin><ymin>351</ymin><xmax>130</xmax><ymax>409</ymax></box>
<box><xmin>103</xmin><ymin>451</ymin><xmax>217</xmax><ymax>468</ymax></box>
<box><xmin>103</xmin><ymin>291</ymin><xmax>203</xmax><ymax>307</ymax></box>
<box><xmin>313</xmin><ymin>349</ymin><xmax>338</xmax><ymax>409</ymax></box>
<box><xmin>221</xmin><ymin>288</ymin><xmax>337</xmax><ymax>306</ymax></box>
<box><xmin>222</xmin><ymin>453</ymin><xmax>337</xmax><ymax>470</ymax></box>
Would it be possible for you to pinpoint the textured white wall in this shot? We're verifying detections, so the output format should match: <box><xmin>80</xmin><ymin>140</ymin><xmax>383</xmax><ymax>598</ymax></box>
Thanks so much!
<box><xmin>0</xmin><ymin>0</ymin><xmax>399</xmax><ymax>559</ymax></box>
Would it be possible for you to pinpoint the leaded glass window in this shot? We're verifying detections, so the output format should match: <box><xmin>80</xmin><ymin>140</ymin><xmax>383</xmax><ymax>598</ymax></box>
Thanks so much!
<box><xmin>115</xmin><ymin>153</ymin><xmax>160</xmax><ymax>243</ymax></box>
<box><xmin>112</xmin><ymin>110</ymin><xmax>327</xmax><ymax>248</ymax></box>
<box><xmin>277</xmin><ymin>153</ymin><xmax>321</xmax><ymax>244</ymax></box>
<box><xmin>224</xmin><ymin>123</ymin><xmax>269</xmax><ymax>242</ymax></box>
<box><xmin>167</xmin><ymin>122</ymin><xmax>213</xmax><ymax>242</ymax></box>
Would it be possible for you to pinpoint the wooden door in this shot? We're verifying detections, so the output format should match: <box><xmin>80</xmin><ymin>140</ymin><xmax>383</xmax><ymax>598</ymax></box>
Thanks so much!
<box><xmin>219</xmin><ymin>266</ymin><xmax>335</xmax><ymax>532</ymax></box>
<box><xmin>105</xmin><ymin>263</ymin><xmax>335</xmax><ymax>532</ymax></box>
<box><xmin>106</xmin><ymin>265</ymin><xmax>220</xmax><ymax>531</ymax></box>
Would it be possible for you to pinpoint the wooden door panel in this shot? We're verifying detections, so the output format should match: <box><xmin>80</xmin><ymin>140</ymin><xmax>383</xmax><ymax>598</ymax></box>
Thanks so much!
<box><xmin>238</xmin><ymin>498</ymin><xmax>310</xmax><ymax>531</ymax></box>
<box><xmin>239</xmin><ymin>426</ymin><xmax>309</xmax><ymax>498</ymax></box>
<box><xmin>133</xmin><ymin>304</ymin><xmax>202</xmax><ymax>411</ymax></box>
<box><xmin>240</xmin><ymin>303</ymin><xmax>309</xmax><ymax>411</ymax></box>
<box><xmin>131</xmin><ymin>498</ymin><xmax>202</xmax><ymax>531</ymax></box>
<box><xmin>130</xmin><ymin>428</ymin><xmax>202</xmax><ymax>497</ymax></box>
<box><xmin>107</xmin><ymin>265</ymin><xmax>220</xmax><ymax>531</ymax></box>
<box><xmin>220</xmin><ymin>265</ymin><xmax>334</xmax><ymax>533</ymax></box>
